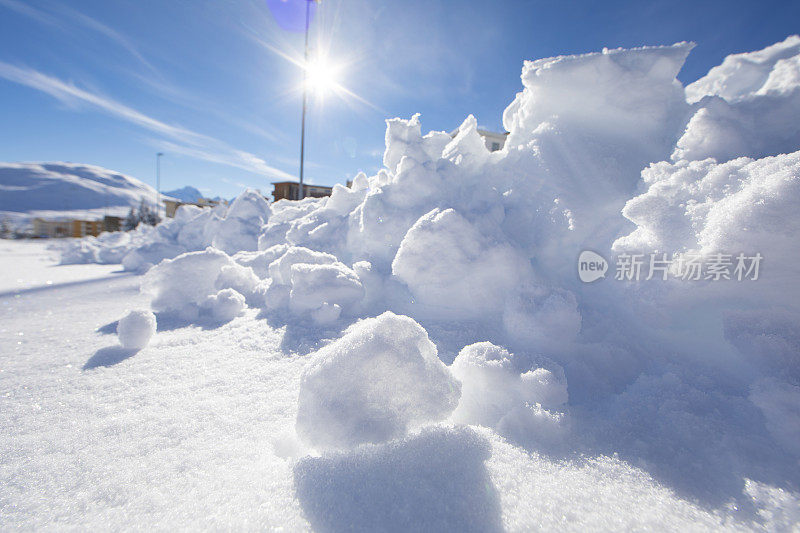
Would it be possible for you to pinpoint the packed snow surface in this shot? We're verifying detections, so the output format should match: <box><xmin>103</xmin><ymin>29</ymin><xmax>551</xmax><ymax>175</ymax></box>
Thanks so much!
<box><xmin>5</xmin><ymin>36</ymin><xmax>800</xmax><ymax>530</ymax></box>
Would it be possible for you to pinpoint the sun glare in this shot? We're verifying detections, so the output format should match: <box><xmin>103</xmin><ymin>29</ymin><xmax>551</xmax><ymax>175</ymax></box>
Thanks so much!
<box><xmin>305</xmin><ymin>56</ymin><xmax>339</xmax><ymax>95</ymax></box>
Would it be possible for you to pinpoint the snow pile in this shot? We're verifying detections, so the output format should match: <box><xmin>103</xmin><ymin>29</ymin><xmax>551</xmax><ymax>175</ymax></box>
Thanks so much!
<box><xmin>116</xmin><ymin>309</ymin><xmax>157</xmax><ymax>350</ymax></box>
<box><xmin>295</xmin><ymin>312</ymin><xmax>460</xmax><ymax>450</ymax></box>
<box><xmin>262</xmin><ymin>245</ymin><xmax>366</xmax><ymax>323</ymax></box>
<box><xmin>59</xmin><ymin>189</ymin><xmax>271</xmax><ymax>271</ymax></box>
<box><xmin>49</xmin><ymin>37</ymin><xmax>800</xmax><ymax>524</ymax></box>
<box><xmin>209</xmin><ymin>189</ymin><xmax>270</xmax><ymax>254</ymax></box>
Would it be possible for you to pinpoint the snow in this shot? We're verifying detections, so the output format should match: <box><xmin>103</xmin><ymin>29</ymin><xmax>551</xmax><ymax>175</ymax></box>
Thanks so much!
<box><xmin>676</xmin><ymin>36</ymin><xmax>800</xmax><ymax>163</ymax></box>
<box><xmin>294</xmin><ymin>426</ymin><xmax>502</xmax><ymax>533</ymax></box>
<box><xmin>116</xmin><ymin>309</ymin><xmax>157</xmax><ymax>350</ymax></box>
<box><xmin>686</xmin><ymin>35</ymin><xmax>800</xmax><ymax>103</ymax></box>
<box><xmin>450</xmin><ymin>342</ymin><xmax>568</xmax><ymax>450</ymax></box>
<box><xmin>4</xmin><ymin>36</ymin><xmax>800</xmax><ymax>529</ymax></box>
<box><xmin>141</xmin><ymin>247</ymin><xmax>262</xmax><ymax>321</ymax></box>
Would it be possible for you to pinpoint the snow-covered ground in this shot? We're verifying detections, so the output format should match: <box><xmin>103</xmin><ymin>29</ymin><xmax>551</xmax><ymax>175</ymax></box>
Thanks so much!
<box><xmin>2</xmin><ymin>240</ymin><xmax>782</xmax><ymax>531</ymax></box>
<box><xmin>4</xmin><ymin>37</ymin><xmax>800</xmax><ymax>530</ymax></box>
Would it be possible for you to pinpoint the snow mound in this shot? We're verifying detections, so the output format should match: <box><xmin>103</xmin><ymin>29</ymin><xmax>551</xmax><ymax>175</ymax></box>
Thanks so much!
<box><xmin>47</xmin><ymin>38</ymin><xmax>800</xmax><ymax>520</ymax></box>
<box><xmin>296</xmin><ymin>312</ymin><xmax>461</xmax><ymax>450</ymax></box>
<box><xmin>116</xmin><ymin>309</ymin><xmax>156</xmax><ymax>350</ymax></box>
<box><xmin>58</xmin><ymin>189</ymin><xmax>267</xmax><ymax>270</ymax></box>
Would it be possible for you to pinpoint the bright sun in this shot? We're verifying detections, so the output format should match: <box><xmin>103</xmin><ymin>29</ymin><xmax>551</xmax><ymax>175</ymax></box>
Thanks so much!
<box><xmin>305</xmin><ymin>56</ymin><xmax>339</xmax><ymax>95</ymax></box>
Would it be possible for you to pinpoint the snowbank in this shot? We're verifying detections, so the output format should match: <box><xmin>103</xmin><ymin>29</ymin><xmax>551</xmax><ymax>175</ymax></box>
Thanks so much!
<box><xmin>58</xmin><ymin>189</ymin><xmax>268</xmax><ymax>270</ymax></box>
<box><xmin>50</xmin><ymin>36</ymin><xmax>800</xmax><ymax>524</ymax></box>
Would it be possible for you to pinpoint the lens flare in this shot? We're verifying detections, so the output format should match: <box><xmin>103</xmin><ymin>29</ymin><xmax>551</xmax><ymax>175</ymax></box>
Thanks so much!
<box><xmin>305</xmin><ymin>56</ymin><xmax>339</xmax><ymax>95</ymax></box>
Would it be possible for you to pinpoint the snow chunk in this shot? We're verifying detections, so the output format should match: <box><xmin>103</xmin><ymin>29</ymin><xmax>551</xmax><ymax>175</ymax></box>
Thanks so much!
<box><xmin>686</xmin><ymin>35</ymin><xmax>800</xmax><ymax>103</ymax></box>
<box><xmin>288</xmin><ymin>262</ymin><xmax>364</xmax><ymax>315</ymax></box>
<box><xmin>232</xmin><ymin>244</ymin><xmax>289</xmax><ymax>279</ymax></box>
<box><xmin>443</xmin><ymin>115</ymin><xmax>490</xmax><ymax>168</ymax></box>
<box><xmin>116</xmin><ymin>309</ymin><xmax>156</xmax><ymax>350</ymax></box>
<box><xmin>450</xmin><ymin>342</ymin><xmax>568</xmax><ymax>448</ymax></box>
<box><xmin>268</xmin><ymin>246</ymin><xmax>338</xmax><ymax>286</ymax></box>
<box><xmin>141</xmin><ymin>247</ymin><xmax>257</xmax><ymax>321</ymax></box>
<box><xmin>202</xmin><ymin>288</ymin><xmax>246</xmax><ymax>322</ymax></box>
<box><xmin>211</xmin><ymin>189</ymin><xmax>269</xmax><ymax>254</ymax></box>
<box><xmin>383</xmin><ymin>113</ymin><xmax>451</xmax><ymax>174</ymax></box>
<box><xmin>392</xmin><ymin>208</ymin><xmax>528</xmax><ymax>320</ymax></box>
<box><xmin>296</xmin><ymin>312</ymin><xmax>461</xmax><ymax>449</ymax></box>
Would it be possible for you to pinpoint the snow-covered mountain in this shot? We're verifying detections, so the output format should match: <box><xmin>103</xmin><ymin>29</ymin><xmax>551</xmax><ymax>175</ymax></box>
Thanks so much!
<box><xmin>163</xmin><ymin>186</ymin><xmax>203</xmax><ymax>203</ymax></box>
<box><xmin>0</xmin><ymin>162</ymin><xmax>167</xmax><ymax>225</ymax></box>
<box><xmin>164</xmin><ymin>186</ymin><xmax>227</xmax><ymax>204</ymax></box>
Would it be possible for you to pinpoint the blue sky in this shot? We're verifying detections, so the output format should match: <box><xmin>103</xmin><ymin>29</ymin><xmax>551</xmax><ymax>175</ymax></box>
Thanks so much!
<box><xmin>0</xmin><ymin>0</ymin><xmax>797</xmax><ymax>199</ymax></box>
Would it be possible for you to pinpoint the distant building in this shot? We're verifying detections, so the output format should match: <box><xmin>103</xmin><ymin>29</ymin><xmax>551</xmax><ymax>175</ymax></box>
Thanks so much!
<box><xmin>33</xmin><ymin>218</ymin><xmax>71</xmax><ymax>238</ymax></box>
<box><xmin>272</xmin><ymin>182</ymin><xmax>333</xmax><ymax>202</ymax></box>
<box><xmin>102</xmin><ymin>215</ymin><xmax>122</xmax><ymax>233</ymax></box>
<box><xmin>70</xmin><ymin>219</ymin><xmax>102</xmax><ymax>238</ymax></box>
<box><xmin>32</xmin><ymin>215</ymin><xmax>122</xmax><ymax>238</ymax></box>
<box><xmin>449</xmin><ymin>127</ymin><xmax>509</xmax><ymax>152</ymax></box>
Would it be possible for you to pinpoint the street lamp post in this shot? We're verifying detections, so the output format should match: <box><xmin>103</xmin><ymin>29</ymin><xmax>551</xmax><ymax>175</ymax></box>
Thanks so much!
<box><xmin>156</xmin><ymin>152</ymin><xmax>163</xmax><ymax>217</ymax></box>
<box><xmin>297</xmin><ymin>0</ymin><xmax>312</xmax><ymax>201</ymax></box>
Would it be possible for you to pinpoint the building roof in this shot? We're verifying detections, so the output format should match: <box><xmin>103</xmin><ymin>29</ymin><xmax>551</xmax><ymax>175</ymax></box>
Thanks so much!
<box><xmin>271</xmin><ymin>181</ymin><xmax>333</xmax><ymax>189</ymax></box>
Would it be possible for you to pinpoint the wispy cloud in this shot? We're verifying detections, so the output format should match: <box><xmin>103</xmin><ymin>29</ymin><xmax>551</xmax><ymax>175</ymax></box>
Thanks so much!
<box><xmin>57</xmin><ymin>5</ymin><xmax>158</xmax><ymax>74</ymax></box>
<box><xmin>0</xmin><ymin>0</ymin><xmax>58</xmax><ymax>27</ymax></box>
<box><xmin>1</xmin><ymin>0</ymin><xmax>285</xmax><ymax>145</ymax></box>
<box><xmin>0</xmin><ymin>0</ymin><xmax>156</xmax><ymax>73</ymax></box>
<box><xmin>0</xmin><ymin>61</ymin><xmax>293</xmax><ymax>180</ymax></box>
